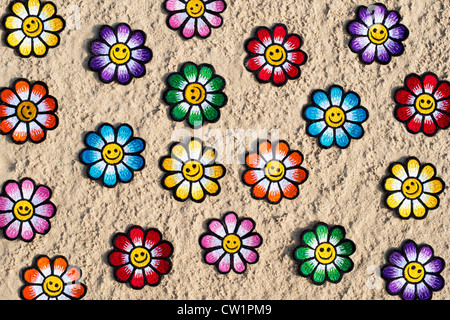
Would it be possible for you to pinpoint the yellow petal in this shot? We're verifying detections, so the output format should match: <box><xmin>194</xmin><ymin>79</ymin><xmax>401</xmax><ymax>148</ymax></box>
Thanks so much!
<box><xmin>204</xmin><ymin>165</ymin><xmax>225</xmax><ymax>179</ymax></box>
<box><xmin>412</xmin><ymin>200</ymin><xmax>426</xmax><ymax>218</ymax></box>
<box><xmin>407</xmin><ymin>158</ymin><xmax>420</xmax><ymax>177</ymax></box>
<box><xmin>12</xmin><ymin>2</ymin><xmax>28</xmax><ymax>19</ymax></box>
<box><xmin>40</xmin><ymin>31</ymin><xmax>59</xmax><ymax>47</ymax></box>
<box><xmin>418</xmin><ymin>165</ymin><xmax>435</xmax><ymax>182</ymax></box>
<box><xmin>4</xmin><ymin>16</ymin><xmax>22</xmax><ymax>30</ymax></box>
<box><xmin>384</xmin><ymin>177</ymin><xmax>402</xmax><ymax>191</ymax></box>
<box><xmin>391</xmin><ymin>164</ymin><xmax>407</xmax><ymax>181</ymax></box>
<box><xmin>191</xmin><ymin>182</ymin><xmax>204</xmax><ymax>201</ymax></box>
<box><xmin>423</xmin><ymin>179</ymin><xmax>444</xmax><ymax>194</ymax></box>
<box><xmin>19</xmin><ymin>37</ymin><xmax>32</xmax><ymax>56</ymax></box>
<box><xmin>188</xmin><ymin>139</ymin><xmax>202</xmax><ymax>160</ymax></box>
<box><xmin>28</xmin><ymin>0</ymin><xmax>41</xmax><ymax>16</ymax></box>
<box><xmin>33</xmin><ymin>37</ymin><xmax>47</xmax><ymax>56</ymax></box>
<box><xmin>171</xmin><ymin>144</ymin><xmax>188</xmax><ymax>162</ymax></box>
<box><xmin>201</xmin><ymin>178</ymin><xmax>219</xmax><ymax>195</ymax></box>
<box><xmin>6</xmin><ymin>30</ymin><xmax>25</xmax><ymax>47</ymax></box>
<box><xmin>200</xmin><ymin>148</ymin><xmax>216</xmax><ymax>165</ymax></box>
<box><xmin>175</xmin><ymin>181</ymin><xmax>190</xmax><ymax>200</ymax></box>
<box><xmin>398</xmin><ymin>199</ymin><xmax>411</xmax><ymax>218</ymax></box>
<box><xmin>164</xmin><ymin>173</ymin><xmax>183</xmax><ymax>188</ymax></box>
<box><xmin>386</xmin><ymin>192</ymin><xmax>405</xmax><ymax>209</ymax></box>
<box><xmin>420</xmin><ymin>194</ymin><xmax>438</xmax><ymax>209</ymax></box>
<box><xmin>43</xmin><ymin>17</ymin><xmax>64</xmax><ymax>33</ymax></box>
<box><xmin>39</xmin><ymin>3</ymin><xmax>55</xmax><ymax>20</ymax></box>
<box><xmin>162</xmin><ymin>157</ymin><xmax>182</xmax><ymax>172</ymax></box>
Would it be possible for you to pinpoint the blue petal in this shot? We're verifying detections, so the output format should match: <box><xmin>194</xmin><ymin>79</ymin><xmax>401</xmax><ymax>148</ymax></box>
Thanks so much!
<box><xmin>319</xmin><ymin>127</ymin><xmax>334</xmax><ymax>148</ymax></box>
<box><xmin>117</xmin><ymin>125</ymin><xmax>133</xmax><ymax>146</ymax></box>
<box><xmin>335</xmin><ymin>128</ymin><xmax>350</xmax><ymax>148</ymax></box>
<box><xmin>304</xmin><ymin>106</ymin><xmax>324</xmax><ymax>121</ymax></box>
<box><xmin>123</xmin><ymin>138</ymin><xmax>145</xmax><ymax>154</ymax></box>
<box><xmin>117</xmin><ymin>163</ymin><xmax>133</xmax><ymax>182</ymax></box>
<box><xmin>100</xmin><ymin>124</ymin><xmax>116</xmax><ymax>143</ymax></box>
<box><xmin>89</xmin><ymin>161</ymin><xmax>106</xmax><ymax>179</ymax></box>
<box><xmin>103</xmin><ymin>165</ymin><xmax>117</xmax><ymax>186</ymax></box>
<box><xmin>308</xmin><ymin>121</ymin><xmax>327</xmax><ymax>136</ymax></box>
<box><xmin>81</xmin><ymin>149</ymin><xmax>102</xmax><ymax>164</ymax></box>
<box><xmin>344</xmin><ymin>122</ymin><xmax>364</xmax><ymax>138</ymax></box>
<box><xmin>330</xmin><ymin>86</ymin><xmax>343</xmax><ymax>106</ymax></box>
<box><xmin>342</xmin><ymin>93</ymin><xmax>360</xmax><ymax>111</ymax></box>
<box><xmin>85</xmin><ymin>132</ymin><xmax>105</xmax><ymax>150</ymax></box>
<box><xmin>313</xmin><ymin>91</ymin><xmax>330</xmax><ymax>109</ymax></box>
<box><xmin>123</xmin><ymin>155</ymin><xmax>145</xmax><ymax>171</ymax></box>
<box><xmin>346</xmin><ymin>107</ymin><xmax>368</xmax><ymax>123</ymax></box>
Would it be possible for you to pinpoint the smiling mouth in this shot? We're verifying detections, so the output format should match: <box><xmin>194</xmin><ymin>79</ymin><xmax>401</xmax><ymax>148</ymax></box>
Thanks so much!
<box><xmin>225</xmin><ymin>245</ymin><xmax>238</xmax><ymax>250</ymax></box>
<box><xmin>269</xmin><ymin>172</ymin><xmax>283</xmax><ymax>178</ymax></box>
<box><xmin>318</xmin><ymin>253</ymin><xmax>332</xmax><ymax>260</ymax></box>
<box><xmin>134</xmin><ymin>255</ymin><xmax>148</xmax><ymax>264</ymax></box>
<box><xmin>370</xmin><ymin>32</ymin><xmax>387</xmax><ymax>41</ymax></box>
<box><xmin>419</xmin><ymin>102</ymin><xmax>434</xmax><ymax>110</ymax></box>
<box><xmin>406</xmin><ymin>269</ymin><xmax>422</xmax><ymax>279</ymax></box>
<box><xmin>405</xmin><ymin>189</ymin><xmax>419</xmax><ymax>195</ymax></box>
<box><xmin>186</xmin><ymin>170</ymin><xmax>201</xmax><ymax>177</ymax></box>
<box><xmin>112</xmin><ymin>52</ymin><xmax>129</xmax><ymax>61</ymax></box>
<box><xmin>17</xmin><ymin>210</ymin><xmax>31</xmax><ymax>216</ymax></box>
<box><xmin>45</xmin><ymin>285</ymin><xmax>61</xmax><ymax>293</ymax></box>
<box><xmin>105</xmin><ymin>153</ymin><xmax>122</xmax><ymax>161</ymax></box>
<box><xmin>271</xmin><ymin>53</ymin><xmax>285</xmax><ymax>62</ymax></box>
<box><xmin>328</xmin><ymin>117</ymin><xmax>343</xmax><ymax>124</ymax></box>
<box><xmin>190</xmin><ymin>8</ymin><xmax>203</xmax><ymax>15</ymax></box>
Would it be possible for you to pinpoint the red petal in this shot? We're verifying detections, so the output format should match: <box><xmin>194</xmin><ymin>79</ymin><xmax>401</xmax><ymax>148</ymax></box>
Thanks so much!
<box><xmin>423</xmin><ymin>116</ymin><xmax>437</xmax><ymax>135</ymax></box>
<box><xmin>129</xmin><ymin>227</ymin><xmax>144</xmax><ymax>246</ymax></box>
<box><xmin>257</xmin><ymin>27</ymin><xmax>272</xmax><ymax>46</ymax></box>
<box><xmin>273</xmin><ymin>25</ymin><xmax>287</xmax><ymax>43</ymax></box>
<box><xmin>145</xmin><ymin>229</ymin><xmax>161</xmax><ymax>250</ymax></box>
<box><xmin>115</xmin><ymin>265</ymin><xmax>133</xmax><ymax>282</ymax></box>
<box><xmin>151</xmin><ymin>259</ymin><xmax>171</xmax><ymax>274</ymax></box>
<box><xmin>283</xmin><ymin>62</ymin><xmax>299</xmax><ymax>78</ymax></box>
<box><xmin>284</xmin><ymin>35</ymin><xmax>301</xmax><ymax>51</ymax></box>
<box><xmin>407</xmin><ymin>114</ymin><xmax>423</xmax><ymax>132</ymax></box>
<box><xmin>406</xmin><ymin>75</ymin><xmax>423</xmax><ymax>95</ymax></box>
<box><xmin>273</xmin><ymin>67</ymin><xmax>286</xmax><ymax>85</ymax></box>
<box><xmin>114</xmin><ymin>235</ymin><xmax>133</xmax><ymax>252</ymax></box>
<box><xmin>395</xmin><ymin>89</ymin><xmax>416</xmax><ymax>105</ymax></box>
<box><xmin>257</xmin><ymin>65</ymin><xmax>273</xmax><ymax>82</ymax></box>
<box><xmin>247</xmin><ymin>39</ymin><xmax>265</xmax><ymax>55</ymax></box>
<box><xmin>288</xmin><ymin>51</ymin><xmax>306</xmax><ymax>65</ymax></box>
<box><xmin>151</xmin><ymin>242</ymin><xmax>173</xmax><ymax>258</ymax></box>
<box><xmin>435</xmin><ymin>82</ymin><xmax>450</xmax><ymax>100</ymax></box>
<box><xmin>395</xmin><ymin>106</ymin><xmax>415</xmax><ymax>121</ymax></box>
<box><xmin>130</xmin><ymin>269</ymin><xmax>144</xmax><ymax>288</ymax></box>
<box><xmin>247</xmin><ymin>56</ymin><xmax>265</xmax><ymax>71</ymax></box>
<box><xmin>145</xmin><ymin>267</ymin><xmax>160</xmax><ymax>285</ymax></box>
<box><xmin>437</xmin><ymin>99</ymin><xmax>450</xmax><ymax>113</ymax></box>
<box><xmin>109</xmin><ymin>251</ymin><xmax>128</xmax><ymax>266</ymax></box>
<box><xmin>423</xmin><ymin>74</ymin><xmax>438</xmax><ymax>94</ymax></box>
<box><xmin>434</xmin><ymin>111</ymin><xmax>450</xmax><ymax>129</ymax></box>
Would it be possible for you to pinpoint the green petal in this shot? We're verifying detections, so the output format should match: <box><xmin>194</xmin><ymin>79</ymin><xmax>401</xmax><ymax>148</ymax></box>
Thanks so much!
<box><xmin>300</xmin><ymin>259</ymin><xmax>317</xmax><ymax>276</ymax></box>
<box><xmin>205</xmin><ymin>76</ymin><xmax>225</xmax><ymax>92</ymax></box>
<box><xmin>295</xmin><ymin>246</ymin><xmax>315</xmax><ymax>261</ymax></box>
<box><xmin>335</xmin><ymin>256</ymin><xmax>354</xmax><ymax>272</ymax></box>
<box><xmin>313</xmin><ymin>265</ymin><xmax>326</xmax><ymax>284</ymax></box>
<box><xmin>183</xmin><ymin>63</ymin><xmax>198</xmax><ymax>82</ymax></box>
<box><xmin>198</xmin><ymin>66</ymin><xmax>213</xmax><ymax>84</ymax></box>
<box><xmin>207</xmin><ymin>93</ymin><xmax>226</xmax><ymax>107</ymax></box>
<box><xmin>171</xmin><ymin>102</ymin><xmax>190</xmax><ymax>120</ymax></box>
<box><xmin>327</xmin><ymin>263</ymin><xmax>342</xmax><ymax>282</ymax></box>
<box><xmin>188</xmin><ymin>107</ymin><xmax>203</xmax><ymax>127</ymax></box>
<box><xmin>202</xmin><ymin>103</ymin><xmax>219</xmax><ymax>121</ymax></box>
<box><xmin>168</xmin><ymin>73</ymin><xmax>188</xmax><ymax>90</ymax></box>
<box><xmin>336</xmin><ymin>240</ymin><xmax>355</xmax><ymax>256</ymax></box>
<box><xmin>329</xmin><ymin>227</ymin><xmax>345</xmax><ymax>246</ymax></box>
<box><xmin>165</xmin><ymin>90</ymin><xmax>184</xmax><ymax>104</ymax></box>
<box><xmin>302</xmin><ymin>231</ymin><xmax>318</xmax><ymax>249</ymax></box>
<box><xmin>315</xmin><ymin>224</ymin><xmax>329</xmax><ymax>243</ymax></box>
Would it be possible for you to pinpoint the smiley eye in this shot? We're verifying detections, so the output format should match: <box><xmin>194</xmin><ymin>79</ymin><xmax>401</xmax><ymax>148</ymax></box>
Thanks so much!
<box><xmin>319</xmin><ymin>248</ymin><xmax>324</xmax><ymax>252</ymax></box>
<box><xmin>427</xmin><ymin>100</ymin><xmax>431</xmax><ymax>104</ymax></box>
<box><xmin>331</xmin><ymin>113</ymin><xmax>335</xmax><ymax>117</ymax></box>
<box><xmin>421</xmin><ymin>99</ymin><xmax>425</xmax><ymax>103</ymax></box>
<box><xmin>411</xmin><ymin>265</ymin><xmax>416</xmax><ymax>270</ymax></box>
<box><xmin>49</xmin><ymin>281</ymin><xmax>53</xmax><ymax>285</ymax></box>
<box><xmin>192</xmin><ymin>164</ymin><xmax>197</xmax><ymax>169</ymax></box>
<box><xmin>327</xmin><ymin>248</ymin><xmax>331</xmax><ymax>252</ymax></box>
<box><xmin>410</xmin><ymin>182</ymin><xmax>415</xmax><ymax>186</ymax></box>
<box><xmin>24</xmin><ymin>206</ymin><xmax>28</xmax><ymax>211</ymax></box>
<box><xmin>141</xmin><ymin>252</ymin><xmax>146</xmax><ymax>256</ymax></box>
<box><xmin>269</xmin><ymin>52</ymin><xmax>274</xmax><ymax>56</ymax></box>
<box><xmin>373</xmin><ymin>28</ymin><xmax>377</xmax><ymax>32</ymax></box>
<box><xmin>406</xmin><ymin>186</ymin><xmax>410</xmax><ymax>190</ymax></box>
<box><xmin>115</xmin><ymin>47</ymin><xmax>120</xmax><ymax>52</ymax></box>
<box><xmin>19</xmin><ymin>206</ymin><xmax>23</xmax><ymax>210</ymax></box>
<box><xmin>380</xmin><ymin>30</ymin><xmax>384</xmax><ymax>34</ymax></box>
<box><xmin>191</xmin><ymin>89</ymin><xmax>195</xmax><ymax>93</ymax></box>
<box><xmin>275</xmin><ymin>49</ymin><xmax>279</xmax><ymax>53</ymax></box>
<box><xmin>107</xmin><ymin>150</ymin><xmax>111</xmax><ymax>154</ymax></box>
<box><xmin>418</xmin><ymin>269</ymin><xmax>422</xmax><ymax>273</ymax></box>
<box><xmin>337</xmin><ymin>113</ymin><xmax>341</xmax><ymax>116</ymax></box>
<box><xmin>114</xmin><ymin>149</ymin><xmax>118</xmax><ymax>153</ymax></box>
<box><xmin>276</xmin><ymin>168</ymin><xmax>280</xmax><ymax>172</ymax></box>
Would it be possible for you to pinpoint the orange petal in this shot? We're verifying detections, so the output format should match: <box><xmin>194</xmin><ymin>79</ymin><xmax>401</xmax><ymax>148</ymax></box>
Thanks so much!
<box><xmin>37</xmin><ymin>97</ymin><xmax>56</xmax><ymax>112</ymax></box>
<box><xmin>281</xmin><ymin>181</ymin><xmax>299</xmax><ymax>199</ymax></box>
<box><xmin>53</xmin><ymin>256</ymin><xmax>68</xmax><ymax>275</ymax></box>
<box><xmin>258</xmin><ymin>141</ymin><xmax>272</xmax><ymax>159</ymax></box>
<box><xmin>64</xmin><ymin>267</ymin><xmax>81</xmax><ymax>282</ymax></box>
<box><xmin>275</xmin><ymin>141</ymin><xmax>289</xmax><ymax>159</ymax></box>
<box><xmin>244</xmin><ymin>170</ymin><xmax>262</xmax><ymax>185</ymax></box>
<box><xmin>285</xmin><ymin>151</ymin><xmax>303</xmax><ymax>167</ymax></box>
<box><xmin>15</xmin><ymin>80</ymin><xmax>30</xmax><ymax>100</ymax></box>
<box><xmin>1</xmin><ymin>88</ymin><xmax>19</xmax><ymax>105</ymax></box>
<box><xmin>12</xmin><ymin>124</ymin><xmax>27</xmax><ymax>142</ymax></box>
<box><xmin>37</xmin><ymin>256</ymin><xmax>51</xmax><ymax>274</ymax></box>
<box><xmin>268</xmin><ymin>185</ymin><xmax>282</xmax><ymax>203</ymax></box>
<box><xmin>252</xmin><ymin>180</ymin><xmax>269</xmax><ymax>198</ymax></box>
<box><xmin>23</xmin><ymin>268</ymin><xmax>42</xmax><ymax>284</ymax></box>
<box><xmin>246</xmin><ymin>153</ymin><xmax>264</xmax><ymax>168</ymax></box>
<box><xmin>30</xmin><ymin>83</ymin><xmax>48</xmax><ymax>103</ymax></box>
<box><xmin>67</xmin><ymin>284</ymin><xmax>86</xmax><ymax>299</ymax></box>
<box><xmin>21</xmin><ymin>285</ymin><xmax>41</xmax><ymax>300</ymax></box>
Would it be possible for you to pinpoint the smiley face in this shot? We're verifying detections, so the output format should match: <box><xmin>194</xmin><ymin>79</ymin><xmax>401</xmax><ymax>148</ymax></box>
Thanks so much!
<box><xmin>22</xmin><ymin>16</ymin><xmax>43</xmax><ymax>38</ymax></box>
<box><xmin>264</xmin><ymin>160</ymin><xmax>285</xmax><ymax>182</ymax></box>
<box><xmin>13</xmin><ymin>200</ymin><xmax>34</xmax><ymax>221</ymax></box>
<box><xmin>325</xmin><ymin>107</ymin><xmax>346</xmax><ymax>128</ymax></box>
<box><xmin>404</xmin><ymin>262</ymin><xmax>425</xmax><ymax>283</ymax></box>
<box><xmin>223</xmin><ymin>234</ymin><xmax>242</xmax><ymax>254</ymax></box>
<box><xmin>130</xmin><ymin>247</ymin><xmax>151</xmax><ymax>268</ymax></box>
<box><xmin>184</xmin><ymin>83</ymin><xmax>206</xmax><ymax>105</ymax></box>
<box><xmin>415</xmin><ymin>94</ymin><xmax>436</xmax><ymax>115</ymax></box>
<box><xmin>368</xmin><ymin>24</ymin><xmax>388</xmax><ymax>45</ymax></box>
<box><xmin>182</xmin><ymin>160</ymin><xmax>204</xmax><ymax>182</ymax></box>
<box><xmin>109</xmin><ymin>43</ymin><xmax>131</xmax><ymax>65</ymax></box>
<box><xmin>102</xmin><ymin>143</ymin><xmax>124</xmax><ymax>165</ymax></box>
<box><xmin>315</xmin><ymin>243</ymin><xmax>336</xmax><ymax>264</ymax></box>
<box><xmin>43</xmin><ymin>276</ymin><xmax>64</xmax><ymax>297</ymax></box>
<box><xmin>402</xmin><ymin>178</ymin><xmax>423</xmax><ymax>199</ymax></box>
<box><xmin>265</xmin><ymin>45</ymin><xmax>287</xmax><ymax>66</ymax></box>
<box><xmin>186</xmin><ymin>0</ymin><xmax>205</xmax><ymax>18</ymax></box>
<box><xmin>17</xmin><ymin>101</ymin><xmax>37</xmax><ymax>122</ymax></box>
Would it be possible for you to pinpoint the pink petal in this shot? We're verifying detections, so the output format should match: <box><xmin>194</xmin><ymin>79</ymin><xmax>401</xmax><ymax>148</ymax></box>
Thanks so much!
<box><xmin>236</xmin><ymin>219</ymin><xmax>254</xmax><ymax>237</ymax></box>
<box><xmin>168</xmin><ymin>12</ymin><xmax>188</xmax><ymax>29</ymax></box>
<box><xmin>218</xmin><ymin>253</ymin><xmax>231</xmax><ymax>273</ymax></box>
<box><xmin>203</xmin><ymin>12</ymin><xmax>222</xmax><ymax>27</ymax></box>
<box><xmin>208</xmin><ymin>220</ymin><xmax>226</xmax><ymax>237</ymax></box>
<box><xmin>232</xmin><ymin>253</ymin><xmax>247</xmax><ymax>273</ymax></box>
<box><xmin>31</xmin><ymin>186</ymin><xmax>51</xmax><ymax>206</ymax></box>
<box><xmin>165</xmin><ymin>0</ymin><xmax>185</xmax><ymax>11</ymax></box>
<box><xmin>240</xmin><ymin>248</ymin><xmax>259</xmax><ymax>263</ymax></box>
<box><xmin>20</xmin><ymin>179</ymin><xmax>35</xmax><ymax>200</ymax></box>
<box><xmin>205</xmin><ymin>248</ymin><xmax>224</xmax><ymax>264</ymax></box>
<box><xmin>201</xmin><ymin>234</ymin><xmax>222</xmax><ymax>249</ymax></box>
<box><xmin>6</xmin><ymin>220</ymin><xmax>21</xmax><ymax>239</ymax></box>
<box><xmin>206</xmin><ymin>0</ymin><xmax>226</xmax><ymax>13</ymax></box>
<box><xmin>34</xmin><ymin>203</ymin><xmax>55</xmax><ymax>218</ymax></box>
<box><xmin>0</xmin><ymin>211</ymin><xmax>14</xmax><ymax>227</ymax></box>
<box><xmin>197</xmin><ymin>18</ymin><xmax>211</xmax><ymax>37</ymax></box>
<box><xmin>182</xmin><ymin>18</ymin><xmax>196</xmax><ymax>39</ymax></box>
<box><xmin>242</xmin><ymin>234</ymin><xmax>262</xmax><ymax>247</ymax></box>
<box><xmin>0</xmin><ymin>196</ymin><xmax>14</xmax><ymax>211</ymax></box>
<box><xmin>224</xmin><ymin>212</ymin><xmax>237</xmax><ymax>233</ymax></box>
<box><xmin>30</xmin><ymin>216</ymin><xmax>50</xmax><ymax>234</ymax></box>
<box><xmin>5</xmin><ymin>182</ymin><xmax>22</xmax><ymax>201</ymax></box>
<box><xmin>21</xmin><ymin>222</ymin><xmax>34</xmax><ymax>240</ymax></box>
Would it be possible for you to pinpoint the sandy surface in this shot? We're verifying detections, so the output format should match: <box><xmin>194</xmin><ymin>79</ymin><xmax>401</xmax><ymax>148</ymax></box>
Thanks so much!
<box><xmin>0</xmin><ymin>0</ymin><xmax>448</xmax><ymax>300</ymax></box>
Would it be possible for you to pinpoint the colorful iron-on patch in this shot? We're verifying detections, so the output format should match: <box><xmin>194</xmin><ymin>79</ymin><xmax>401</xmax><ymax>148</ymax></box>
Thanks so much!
<box><xmin>381</xmin><ymin>240</ymin><xmax>445</xmax><ymax>300</ymax></box>
<box><xmin>0</xmin><ymin>178</ymin><xmax>56</xmax><ymax>242</ymax></box>
<box><xmin>242</xmin><ymin>140</ymin><xmax>308</xmax><ymax>205</ymax></box>
<box><xmin>2</xmin><ymin>0</ymin><xmax>65</xmax><ymax>58</ymax></box>
<box><xmin>244</xmin><ymin>23</ymin><xmax>307</xmax><ymax>87</ymax></box>
<box><xmin>199</xmin><ymin>212</ymin><xmax>262</xmax><ymax>274</ymax></box>
<box><xmin>108</xmin><ymin>226</ymin><xmax>174</xmax><ymax>290</ymax></box>
<box><xmin>0</xmin><ymin>79</ymin><xmax>58</xmax><ymax>144</ymax></box>
<box><xmin>159</xmin><ymin>137</ymin><xmax>226</xmax><ymax>203</ymax></box>
<box><xmin>88</xmin><ymin>23</ymin><xmax>153</xmax><ymax>85</ymax></box>
<box><xmin>163</xmin><ymin>62</ymin><xmax>227</xmax><ymax>128</ymax></box>
<box><xmin>346</xmin><ymin>3</ymin><xmax>409</xmax><ymax>65</ymax></box>
<box><xmin>394</xmin><ymin>72</ymin><xmax>450</xmax><ymax>136</ymax></box>
<box><xmin>302</xmin><ymin>85</ymin><xmax>369</xmax><ymax>149</ymax></box>
<box><xmin>293</xmin><ymin>222</ymin><xmax>356</xmax><ymax>286</ymax></box>
<box><xmin>383</xmin><ymin>157</ymin><xmax>445</xmax><ymax>220</ymax></box>
<box><xmin>164</xmin><ymin>0</ymin><xmax>227</xmax><ymax>40</ymax></box>
<box><xmin>79</xmin><ymin>123</ymin><xmax>146</xmax><ymax>188</ymax></box>
<box><xmin>20</xmin><ymin>255</ymin><xmax>87</xmax><ymax>300</ymax></box>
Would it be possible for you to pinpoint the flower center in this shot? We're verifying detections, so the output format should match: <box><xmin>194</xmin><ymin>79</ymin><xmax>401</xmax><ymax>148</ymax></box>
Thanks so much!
<box><xmin>130</xmin><ymin>247</ymin><xmax>151</xmax><ymax>268</ymax></box>
<box><xmin>223</xmin><ymin>234</ymin><xmax>241</xmax><ymax>254</ymax></box>
<box><xmin>22</xmin><ymin>16</ymin><xmax>43</xmax><ymax>38</ymax></box>
<box><xmin>182</xmin><ymin>160</ymin><xmax>204</xmax><ymax>182</ymax></box>
<box><xmin>102</xmin><ymin>143</ymin><xmax>124</xmax><ymax>165</ymax></box>
<box><xmin>13</xmin><ymin>200</ymin><xmax>34</xmax><ymax>221</ymax></box>
<box><xmin>315</xmin><ymin>243</ymin><xmax>336</xmax><ymax>265</ymax></box>
<box><xmin>368</xmin><ymin>24</ymin><xmax>388</xmax><ymax>45</ymax></box>
<box><xmin>17</xmin><ymin>101</ymin><xmax>37</xmax><ymax>122</ymax></box>
<box><xmin>415</xmin><ymin>94</ymin><xmax>436</xmax><ymax>115</ymax></box>
<box><xmin>325</xmin><ymin>106</ymin><xmax>346</xmax><ymax>128</ymax></box>
<box><xmin>265</xmin><ymin>44</ymin><xmax>287</xmax><ymax>66</ymax></box>
<box><xmin>404</xmin><ymin>262</ymin><xmax>425</xmax><ymax>283</ymax></box>
<box><xmin>264</xmin><ymin>160</ymin><xmax>285</xmax><ymax>182</ymax></box>
<box><xmin>43</xmin><ymin>275</ymin><xmax>64</xmax><ymax>297</ymax></box>
<box><xmin>186</xmin><ymin>0</ymin><xmax>205</xmax><ymax>18</ymax></box>
<box><xmin>109</xmin><ymin>43</ymin><xmax>131</xmax><ymax>65</ymax></box>
<box><xmin>184</xmin><ymin>83</ymin><xmax>206</xmax><ymax>105</ymax></box>
<box><xmin>402</xmin><ymin>178</ymin><xmax>423</xmax><ymax>199</ymax></box>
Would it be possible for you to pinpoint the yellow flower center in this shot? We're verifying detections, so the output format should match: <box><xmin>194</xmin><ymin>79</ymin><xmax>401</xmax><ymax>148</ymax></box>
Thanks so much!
<box><xmin>13</xmin><ymin>200</ymin><xmax>34</xmax><ymax>221</ymax></box>
<box><xmin>186</xmin><ymin>0</ymin><xmax>205</xmax><ymax>18</ymax></box>
<box><xmin>102</xmin><ymin>143</ymin><xmax>124</xmax><ymax>165</ymax></box>
<box><xmin>415</xmin><ymin>94</ymin><xmax>436</xmax><ymax>115</ymax></box>
<box><xmin>264</xmin><ymin>160</ymin><xmax>285</xmax><ymax>182</ymax></box>
<box><xmin>182</xmin><ymin>160</ymin><xmax>204</xmax><ymax>182</ymax></box>
<box><xmin>325</xmin><ymin>107</ymin><xmax>346</xmax><ymax>128</ymax></box>
<box><xmin>402</xmin><ymin>178</ymin><xmax>423</xmax><ymax>199</ymax></box>
<box><xmin>43</xmin><ymin>276</ymin><xmax>64</xmax><ymax>297</ymax></box>
<box><xmin>223</xmin><ymin>234</ymin><xmax>242</xmax><ymax>254</ymax></box>
<box><xmin>265</xmin><ymin>45</ymin><xmax>287</xmax><ymax>66</ymax></box>
<box><xmin>17</xmin><ymin>101</ymin><xmax>37</xmax><ymax>122</ymax></box>
<box><xmin>185</xmin><ymin>83</ymin><xmax>206</xmax><ymax>105</ymax></box>
<box><xmin>130</xmin><ymin>247</ymin><xmax>151</xmax><ymax>268</ymax></box>
<box><xmin>315</xmin><ymin>243</ymin><xmax>336</xmax><ymax>265</ymax></box>
<box><xmin>404</xmin><ymin>262</ymin><xmax>425</xmax><ymax>283</ymax></box>
<box><xmin>109</xmin><ymin>43</ymin><xmax>131</xmax><ymax>65</ymax></box>
<box><xmin>368</xmin><ymin>24</ymin><xmax>388</xmax><ymax>45</ymax></box>
<box><xmin>22</xmin><ymin>16</ymin><xmax>43</xmax><ymax>38</ymax></box>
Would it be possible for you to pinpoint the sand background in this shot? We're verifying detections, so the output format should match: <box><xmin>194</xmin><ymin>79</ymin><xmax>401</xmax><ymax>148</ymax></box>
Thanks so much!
<box><xmin>0</xmin><ymin>0</ymin><xmax>448</xmax><ymax>300</ymax></box>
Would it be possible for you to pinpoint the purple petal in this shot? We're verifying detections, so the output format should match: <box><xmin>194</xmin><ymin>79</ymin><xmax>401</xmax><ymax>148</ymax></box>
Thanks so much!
<box><xmin>131</xmin><ymin>48</ymin><xmax>152</xmax><ymax>63</ymax></box>
<box><xmin>350</xmin><ymin>36</ymin><xmax>370</xmax><ymax>51</ymax></box>
<box><xmin>116</xmin><ymin>24</ymin><xmax>131</xmax><ymax>43</ymax></box>
<box><xmin>127</xmin><ymin>31</ymin><xmax>145</xmax><ymax>49</ymax></box>
<box><xmin>424</xmin><ymin>274</ymin><xmax>444</xmax><ymax>290</ymax></box>
<box><xmin>384</xmin><ymin>11</ymin><xmax>400</xmax><ymax>28</ymax></box>
<box><xmin>377</xmin><ymin>44</ymin><xmax>390</xmax><ymax>63</ymax></box>
<box><xmin>348</xmin><ymin>22</ymin><xmax>368</xmax><ymax>36</ymax></box>
<box><xmin>101</xmin><ymin>63</ymin><xmax>117</xmax><ymax>82</ymax></box>
<box><xmin>361</xmin><ymin>43</ymin><xmax>376</xmax><ymax>63</ymax></box>
<box><xmin>90</xmin><ymin>41</ymin><xmax>110</xmax><ymax>55</ymax></box>
<box><xmin>388</xmin><ymin>278</ymin><xmax>406</xmax><ymax>294</ymax></box>
<box><xmin>382</xmin><ymin>265</ymin><xmax>403</xmax><ymax>279</ymax></box>
<box><xmin>389</xmin><ymin>251</ymin><xmax>407</xmax><ymax>268</ymax></box>
<box><xmin>117</xmin><ymin>65</ymin><xmax>131</xmax><ymax>84</ymax></box>
<box><xmin>389</xmin><ymin>25</ymin><xmax>408</xmax><ymax>40</ymax></box>
<box><xmin>402</xmin><ymin>283</ymin><xmax>416</xmax><ymax>300</ymax></box>
<box><xmin>90</xmin><ymin>55</ymin><xmax>111</xmax><ymax>70</ymax></box>
<box><xmin>358</xmin><ymin>8</ymin><xmax>374</xmax><ymax>27</ymax></box>
<box><xmin>127</xmin><ymin>60</ymin><xmax>145</xmax><ymax>77</ymax></box>
<box><xmin>373</xmin><ymin>4</ymin><xmax>386</xmax><ymax>24</ymax></box>
<box><xmin>424</xmin><ymin>258</ymin><xmax>444</xmax><ymax>273</ymax></box>
<box><xmin>417</xmin><ymin>282</ymin><xmax>432</xmax><ymax>300</ymax></box>
<box><xmin>385</xmin><ymin>39</ymin><xmax>404</xmax><ymax>55</ymax></box>
<box><xmin>101</xmin><ymin>26</ymin><xmax>117</xmax><ymax>46</ymax></box>
<box><xmin>404</xmin><ymin>241</ymin><xmax>418</xmax><ymax>262</ymax></box>
<box><xmin>417</xmin><ymin>246</ymin><xmax>433</xmax><ymax>264</ymax></box>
